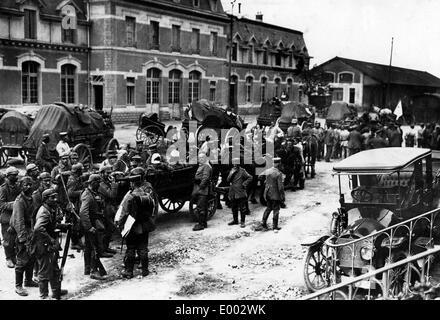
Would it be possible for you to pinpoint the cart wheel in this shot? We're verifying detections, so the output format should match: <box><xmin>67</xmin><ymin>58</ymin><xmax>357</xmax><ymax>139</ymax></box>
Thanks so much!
<box><xmin>303</xmin><ymin>243</ymin><xmax>331</xmax><ymax>293</ymax></box>
<box><xmin>189</xmin><ymin>193</ymin><xmax>217</xmax><ymax>221</ymax></box>
<box><xmin>159</xmin><ymin>197</ymin><xmax>185</xmax><ymax>214</ymax></box>
<box><xmin>73</xmin><ymin>143</ymin><xmax>93</xmax><ymax>169</ymax></box>
<box><xmin>0</xmin><ymin>149</ymin><xmax>7</xmax><ymax>168</ymax></box>
<box><xmin>138</xmin><ymin>125</ymin><xmax>163</xmax><ymax>145</ymax></box>
<box><xmin>106</xmin><ymin>138</ymin><xmax>119</xmax><ymax>155</ymax></box>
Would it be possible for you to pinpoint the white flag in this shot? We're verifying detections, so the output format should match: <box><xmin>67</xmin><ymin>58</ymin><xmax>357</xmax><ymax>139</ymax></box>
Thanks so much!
<box><xmin>394</xmin><ymin>100</ymin><xmax>403</xmax><ymax>119</ymax></box>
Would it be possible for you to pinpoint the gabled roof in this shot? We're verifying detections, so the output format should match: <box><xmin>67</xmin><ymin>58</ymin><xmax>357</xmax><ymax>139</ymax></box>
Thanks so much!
<box><xmin>1</xmin><ymin>0</ymin><xmax>87</xmax><ymax>19</ymax></box>
<box><xmin>320</xmin><ymin>57</ymin><xmax>440</xmax><ymax>88</ymax></box>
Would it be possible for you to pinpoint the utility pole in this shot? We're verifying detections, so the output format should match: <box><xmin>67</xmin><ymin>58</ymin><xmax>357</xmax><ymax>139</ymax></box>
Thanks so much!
<box><xmin>386</xmin><ymin>37</ymin><xmax>394</xmax><ymax>108</ymax></box>
<box><xmin>228</xmin><ymin>0</ymin><xmax>237</xmax><ymax>113</ymax></box>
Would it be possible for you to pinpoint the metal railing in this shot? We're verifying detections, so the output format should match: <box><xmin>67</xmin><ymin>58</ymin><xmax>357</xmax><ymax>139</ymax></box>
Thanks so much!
<box><xmin>305</xmin><ymin>207</ymin><xmax>440</xmax><ymax>300</ymax></box>
<box><xmin>302</xmin><ymin>245</ymin><xmax>440</xmax><ymax>300</ymax></box>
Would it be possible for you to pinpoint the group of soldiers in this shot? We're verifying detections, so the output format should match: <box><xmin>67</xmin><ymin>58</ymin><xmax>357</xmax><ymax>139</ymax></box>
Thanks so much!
<box><xmin>0</xmin><ymin>132</ymin><xmax>158</xmax><ymax>299</ymax></box>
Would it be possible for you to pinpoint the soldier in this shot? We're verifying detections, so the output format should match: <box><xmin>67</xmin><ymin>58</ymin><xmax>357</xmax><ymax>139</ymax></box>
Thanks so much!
<box><xmin>10</xmin><ymin>176</ymin><xmax>38</xmax><ymax>296</ymax></box>
<box><xmin>311</xmin><ymin>121</ymin><xmax>325</xmax><ymax>161</ymax></box>
<box><xmin>33</xmin><ymin>188</ymin><xmax>68</xmax><ymax>299</ymax></box>
<box><xmin>130</xmin><ymin>155</ymin><xmax>142</xmax><ymax>169</ymax></box>
<box><xmin>56</xmin><ymin>132</ymin><xmax>71</xmax><ymax>157</ymax></box>
<box><xmin>51</xmin><ymin>153</ymin><xmax>70</xmax><ymax>182</ymax></box>
<box><xmin>259</xmin><ymin>157</ymin><xmax>285</xmax><ymax>231</ymax></box>
<box><xmin>324</xmin><ymin>124</ymin><xmax>336</xmax><ymax>162</ymax></box>
<box><xmin>25</xmin><ymin>163</ymin><xmax>40</xmax><ymax>192</ymax></box>
<box><xmin>192</xmin><ymin>153</ymin><xmax>213</xmax><ymax>231</ymax></box>
<box><xmin>227</xmin><ymin>159</ymin><xmax>253</xmax><ymax>228</ymax></box>
<box><xmin>0</xmin><ymin>166</ymin><xmax>21</xmax><ymax>268</ymax></box>
<box><xmin>287</xmin><ymin>119</ymin><xmax>302</xmax><ymax>140</ymax></box>
<box><xmin>128</xmin><ymin>140</ymin><xmax>145</xmax><ymax>159</ymax></box>
<box><xmin>98</xmin><ymin>165</ymin><xmax>119</xmax><ymax>254</ymax></box>
<box><xmin>347</xmin><ymin>125</ymin><xmax>363</xmax><ymax>156</ymax></box>
<box><xmin>117</xmin><ymin>167</ymin><xmax>155</xmax><ymax>279</ymax></box>
<box><xmin>80</xmin><ymin>174</ymin><xmax>111</xmax><ymax>280</ymax></box>
<box><xmin>70</xmin><ymin>151</ymin><xmax>79</xmax><ymax>166</ymax></box>
<box><xmin>36</xmin><ymin>133</ymin><xmax>56</xmax><ymax>172</ymax></box>
<box><xmin>67</xmin><ymin>163</ymin><xmax>86</xmax><ymax>251</ymax></box>
<box><xmin>99</xmin><ymin>150</ymin><xmax>118</xmax><ymax>171</ymax></box>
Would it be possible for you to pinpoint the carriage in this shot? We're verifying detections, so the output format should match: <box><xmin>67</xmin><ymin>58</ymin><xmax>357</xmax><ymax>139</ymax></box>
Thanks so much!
<box><xmin>277</xmin><ymin>101</ymin><xmax>315</xmax><ymax>133</ymax></box>
<box><xmin>257</xmin><ymin>100</ymin><xmax>283</xmax><ymax>127</ymax></box>
<box><xmin>145</xmin><ymin>164</ymin><xmax>218</xmax><ymax>220</ymax></box>
<box><xmin>0</xmin><ymin>110</ymin><xmax>33</xmax><ymax>167</ymax></box>
<box><xmin>135</xmin><ymin>113</ymin><xmax>166</xmax><ymax>145</ymax></box>
<box><xmin>302</xmin><ymin>148</ymin><xmax>440</xmax><ymax>295</ymax></box>
<box><xmin>325</xmin><ymin>101</ymin><xmax>357</xmax><ymax>128</ymax></box>
<box><xmin>22</xmin><ymin>102</ymin><xmax>119</xmax><ymax>168</ymax></box>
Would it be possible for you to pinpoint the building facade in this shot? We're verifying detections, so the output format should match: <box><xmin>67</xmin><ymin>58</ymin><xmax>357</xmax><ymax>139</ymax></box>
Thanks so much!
<box><xmin>0</xmin><ymin>0</ymin><xmax>310</xmax><ymax>122</ymax></box>
<box><xmin>316</xmin><ymin>57</ymin><xmax>440</xmax><ymax>109</ymax></box>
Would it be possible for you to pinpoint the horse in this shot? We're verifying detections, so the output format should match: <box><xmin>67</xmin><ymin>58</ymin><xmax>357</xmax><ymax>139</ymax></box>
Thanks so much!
<box><xmin>302</xmin><ymin>134</ymin><xmax>319</xmax><ymax>178</ymax></box>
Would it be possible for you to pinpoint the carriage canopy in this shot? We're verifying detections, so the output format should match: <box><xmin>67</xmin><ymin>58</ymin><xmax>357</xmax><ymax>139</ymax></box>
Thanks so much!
<box><xmin>191</xmin><ymin>99</ymin><xmax>244</xmax><ymax>130</ymax></box>
<box><xmin>23</xmin><ymin>103</ymin><xmax>108</xmax><ymax>152</ymax></box>
<box><xmin>0</xmin><ymin>111</ymin><xmax>32</xmax><ymax>146</ymax></box>
<box><xmin>326</xmin><ymin>102</ymin><xmax>355</xmax><ymax>121</ymax></box>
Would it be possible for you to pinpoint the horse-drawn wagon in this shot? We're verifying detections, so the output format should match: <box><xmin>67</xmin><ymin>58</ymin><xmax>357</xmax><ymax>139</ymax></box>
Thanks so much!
<box><xmin>22</xmin><ymin>102</ymin><xmax>119</xmax><ymax>168</ymax></box>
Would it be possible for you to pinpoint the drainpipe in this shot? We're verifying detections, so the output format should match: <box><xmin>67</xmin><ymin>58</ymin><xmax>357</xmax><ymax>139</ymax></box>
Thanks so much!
<box><xmin>87</xmin><ymin>0</ymin><xmax>91</xmax><ymax>107</ymax></box>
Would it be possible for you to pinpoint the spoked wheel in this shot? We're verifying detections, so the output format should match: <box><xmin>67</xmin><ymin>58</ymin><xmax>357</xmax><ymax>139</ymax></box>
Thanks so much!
<box><xmin>106</xmin><ymin>138</ymin><xmax>119</xmax><ymax>155</ymax></box>
<box><xmin>137</xmin><ymin>125</ymin><xmax>164</xmax><ymax>145</ymax></box>
<box><xmin>189</xmin><ymin>193</ymin><xmax>218</xmax><ymax>221</ymax></box>
<box><xmin>303</xmin><ymin>244</ymin><xmax>332</xmax><ymax>292</ymax></box>
<box><xmin>0</xmin><ymin>149</ymin><xmax>8</xmax><ymax>168</ymax></box>
<box><xmin>159</xmin><ymin>197</ymin><xmax>185</xmax><ymax>214</ymax></box>
<box><xmin>73</xmin><ymin>143</ymin><xmax>93</xmax><ymax>170</ymax></box>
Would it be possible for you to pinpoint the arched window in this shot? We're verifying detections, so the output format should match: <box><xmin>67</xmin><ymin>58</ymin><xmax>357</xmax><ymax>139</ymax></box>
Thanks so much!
<box><xmin>146</xmin><ymin>68</ymin><xmax>161</xmax><ymax>104</ymax></box>
<box><xmin>22</xmin><ymin>61</ymin><xmax>40</xmax><ymax>104</ymax></box>
<box><xmin>323</xmin><ymin>72</ymin><xmax>335</xmax><ymax>83</ymax></box>
<box><xmin>245</xmin><ymin>76</ymin><xmax>253</xmax><ymax>102</ymax></box>
<box><xmin>260</xmin><ymin>77</ymin><xmax>267</xmax><ymax>102</ymax></box>
<box><xmin>287</xmin><ymin>78</ymin><xmax>293</xmax><ymax>99</ymax></box>
<box><xmin>61</xmin><ymin>64</ymin><xmax>76</xmax><ymax>104</ymax></box>
<box><xmin>339</xmin><ymin>72</ymin><xmax>353</xmax><ymax>83</ymax></box>
<box><xmin>168</xmin><ymin>70</ymin><xmax>181</xmax><ymax>104</ymax></box>
<box><xmin>274</xmin><ymin>78</ymin><xmax>281</xmax><ymax>97</ymax></box>
<box><xmin>188</xmin><ymin>70</ymin><xmax>201</xmax><ymax>103</ymax></box>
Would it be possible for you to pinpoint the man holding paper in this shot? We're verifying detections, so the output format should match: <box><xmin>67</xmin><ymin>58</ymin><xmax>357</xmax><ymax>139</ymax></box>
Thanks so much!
<box><xmin>116</xmin><ymin>167</ymin><xmax>155</xmax><ymax>279</ymax></box>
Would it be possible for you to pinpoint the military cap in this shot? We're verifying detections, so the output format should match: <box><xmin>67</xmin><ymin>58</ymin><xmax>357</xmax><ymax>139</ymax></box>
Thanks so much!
<box><xmin>42</xmin><ymin>133</ymin><xmax>50</xmax><ymax>139</ymax></box>
<box><xmin>273</xmin><ymin>157</ymin><xmax>281</xmax><ymax>164</ymax></box>
<box><xmin>71</xmin><ymin>163</ymin><xmax>84</xmax><ymax>173</ymax></box>
<box><xmin>99</xmin><ymin>165</ymin><xmax>113</xmax><ymax>173</ymax></box>
<box><xmin>26</xmin><ymin>163</ymin><xmax>38</xmax><ymax>172</ymax></box>
<box><xmin>70</xmin><ymin>152</ymin><xmax>79</xmax><ymax>159</ymax></box>
<box><xmin>42</xmin><ymin>188</ymin><xmax>58</xmax><ymax>200</ymax></box>
<box><xmin>291</xmin><ymin>119</ymin><xmax>298</xmax><ymax>124</ymax></box>
<box><xmin>60</xmin><ymin>132</ymin><xmax>68</xmax><ymax>136</ymax></box>
<box><xmin>130</xmin><ymin>167</ymin><xmax>145</xmax><ymax>177</ymax></box>
<box><xmin>5</xmin><ymin>166</ymin><xmax>19</xmax><ymax>176</ymax></box>
<box><xmin>38</xmin><ymin>172</ymin><xmax>51</xmax><ymax>180</ymax></box>
<box><xmin>60</xmin><ymin>152</ymin><xmax>70</xmax><ymax>159</ymax></box>
<box><xmin>132</xmin><ymin>155</ymin><xmax>142</xmax><ymax>161</ymax></box>
<box><xmin>87</xmin><ymin>174</ymin><xmax>102</xmax><ymax>184</ymax></box>
<box><xmin>21</xmin><ymin>176</ymin><xmax>33</xmax><ymax>185</ymax></box>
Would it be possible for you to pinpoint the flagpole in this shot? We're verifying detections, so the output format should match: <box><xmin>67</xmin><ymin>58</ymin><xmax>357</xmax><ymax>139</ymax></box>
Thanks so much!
<box><xmin>386</xmin><ymin>37</ymin><xmax>394</xmax><ymax>108</ymax></box>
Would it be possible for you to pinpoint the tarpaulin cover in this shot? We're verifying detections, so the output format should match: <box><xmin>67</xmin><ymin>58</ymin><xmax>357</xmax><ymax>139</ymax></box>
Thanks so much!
<box><xmin>279</xmin><ymin>102</ymin><xmax>313</xmax><ymax>123</ymax></box>
<box><xmin>191</xmin><ymin>99</ymin><xmax>243</xmax><ymax>130</ymax></box>
<box><xmin>259</xmin><ymin>101</ymin><xmax>282</xmax><ymax>118</ymax></box>
<box><xmin>326</xmin><ymin>102</ymin><xmax>352</xmax><ymax>121</ymax></box>
<box><xmin>0</xmin><ymin>111</ymin><xmax>32</xmax><ymax>145</ymax></box>
<box><xmin>23</xmin><ymin>104</ymin><xmax>106</xmax><ymax>152</ymax></box>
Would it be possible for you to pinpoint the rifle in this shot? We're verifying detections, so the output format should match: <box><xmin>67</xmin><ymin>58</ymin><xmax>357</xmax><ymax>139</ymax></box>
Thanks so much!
<box><xmin>58</xmin><ymin>223</ymin><xmax>72</xmax><ymax>292</ymax></box>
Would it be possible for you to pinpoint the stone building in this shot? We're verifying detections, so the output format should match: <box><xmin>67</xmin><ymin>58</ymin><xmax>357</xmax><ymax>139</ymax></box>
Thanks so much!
<box><xmin>0</xmin><ymin>0</ymin><xmax>310</xmax><ymax>122</ymax></box>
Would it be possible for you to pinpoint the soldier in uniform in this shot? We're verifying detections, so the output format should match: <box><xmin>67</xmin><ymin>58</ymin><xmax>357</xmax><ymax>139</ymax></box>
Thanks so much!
<box><xmin>99</xmin><ymin>150</ymin><xmax>118</xmax><ymax>171</ymax></box>
<box><xmin>33</xmin><ymin>188</ymin><xmax>68</xmax><ymax>299</ymax></box>
<box><xmin>0</xmin><ymin>166</ymin><xmax>21</xmax><ymax>268</ymax></box>
<box><xmin>51</xmin><ymin>153</ymin><xmax>70</xmax><ymax>182</ymax></box>
<box><xmin>56</xmin><ymin>132</ymin><xmax>71</xmax><ymax>157</ymax></box>
<box><xmin>67</xmin><ymin>163</ymin><xmax>86</xmax><ymax>251</ymax></box>
<box><xmin>80</xmin><ymin>174</ymin><xmax>111</xmax><ymax>280</ymax></box>
<box><xmin>10</xmin><ymin>176</ymin><xmax>38</xmax><ymax>296</ymax></box>
<box><xmin>192</xmin><ymin>153</ymin><xmax>213</xmax><ymax>231</ymax></box>
<box><xmin>36</xmin><ymin>133</ymin><xmax>56</xmax><ymax>172</ymax></box>
<box><xmin>98</xmin><ymin>165</ymin><xmax>119</xmax><ymax>254</ymax></box>
<box><xmin>259</xmin><ymin>157</ymin><xmax>285</xmax><ymax>231</ymax></box>
<box><xmin>25</xmin><ymin>163</ymin><xmax>40</xmax><ymax>192</ymax></box>
<box><xmin>117</xmin><ymin>167</ymin><xmax>155</xmax><ymax>278</ymax></box>
<box><xmin>227</xmin><ymin>159</ymin><xmax>253</xmax><ymax>228</ymax></box>
<box><xmin>70</xmin><ymin>152</ymin><xmax>79</xmax><ymax>166</ymax></box>
<box><xmin>130</xmin><ymin>155</ymin><xmax>142</xmax><ymax>169</ymax></box>
<box><xmin>287</xmin><ymin>119</ymin><xmax>302</xmax><ymax>139</ymax></box>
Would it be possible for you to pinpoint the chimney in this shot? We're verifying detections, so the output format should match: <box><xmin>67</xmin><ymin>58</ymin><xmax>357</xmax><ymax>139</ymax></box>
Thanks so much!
<box><xmin>256</xmin><ymin>12</ymin><xmax>263</xmax><ymax>21</ymax></box>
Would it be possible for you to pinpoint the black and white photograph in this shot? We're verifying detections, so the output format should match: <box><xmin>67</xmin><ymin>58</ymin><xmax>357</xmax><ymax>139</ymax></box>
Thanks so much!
<box><xmin>0</xmin><ymin>0</ymin><xmax>440</xmax><ymax>307</ymax></box>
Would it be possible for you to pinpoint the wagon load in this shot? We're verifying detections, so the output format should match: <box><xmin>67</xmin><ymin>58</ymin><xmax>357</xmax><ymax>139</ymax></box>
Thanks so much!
<box><xmin>278</xmin><ymin>102</ymin><xmax>315</xmax><ymax>132</ymax></box>
<box><xmin>257</xmin><ymin>100</ymin><xmax>283</xmax><ymax>127</ymax></box>
<box><xmin>326</xmin><ymin>102</ymin><xmax>357</xmax><ymax>126</ymax></box>
<box><xmin>23</xmin><ymin>103</ymin><xmax>117</xmax><ymax>166</ymax></box>
<box><xmin>0</xmin><ymin>111</ymin><xmax>32</xmax><ymax>146</ymax></box>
